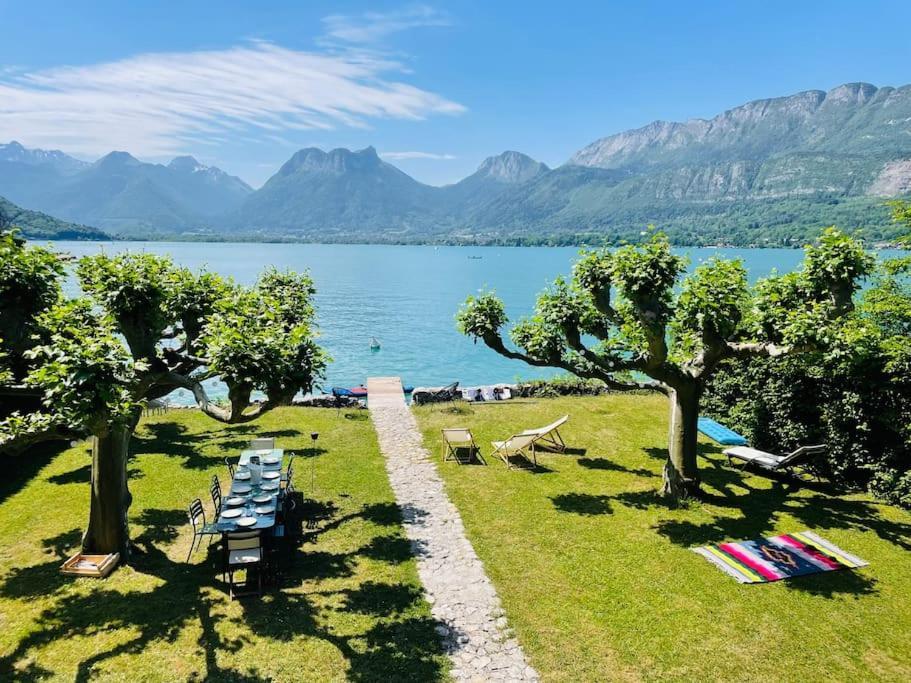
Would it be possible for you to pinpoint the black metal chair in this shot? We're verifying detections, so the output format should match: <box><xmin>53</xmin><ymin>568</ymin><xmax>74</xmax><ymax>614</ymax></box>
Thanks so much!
<box><xmin>281</xmin><ymin>454</ymin><xmax>295</xmax><ymax>489</ymax></box>
<box><xmin>222</xmin><ymin>530</ymin><xmax>265</xmax><ymax>598</ymax></box>
<box><xmin>271</xmin><ymin>496</ymin><xmax>298</xmax><ymax>570</ymax></box>
<box><xmin>209</xmin><ymin>475</ymin><xmax>223</xmax><ymax>517</ymax></box>
<box><xmin>224</xmin><ymin>457</ymin><xmax>235</xmax><ymax>480</ymax></box>
<box><xmin>186</xmin><ymin>498</ymin><xmax>219</xmax><ymax>562</ymax></box>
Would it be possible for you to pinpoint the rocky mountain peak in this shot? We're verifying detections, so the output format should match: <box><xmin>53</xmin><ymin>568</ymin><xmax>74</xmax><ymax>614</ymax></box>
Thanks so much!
<box><xmin>476</xmin><ymin>151</ymin><xmax>548</xmax><ymax>183</ymax></box>
<box><xmin>279</xmin><ymin>146</ymin><xmax>383</xmax><ymax>176</ymax></box>
<box><xmin>168</xmin><ymin>155</ymin><xmax>206</xmax><ymax>172</ymax></box>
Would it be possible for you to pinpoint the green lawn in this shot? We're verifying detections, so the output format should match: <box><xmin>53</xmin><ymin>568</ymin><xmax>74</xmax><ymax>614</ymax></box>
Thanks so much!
<box><xmin>0</xmin><ymin>407</ymin><xmax>448</xmax><ymax>681</ymax></box>
<box><xmin>415</xmin><ymin>395</ymin><xmax>911</xmax><ymax>682</ymax></box>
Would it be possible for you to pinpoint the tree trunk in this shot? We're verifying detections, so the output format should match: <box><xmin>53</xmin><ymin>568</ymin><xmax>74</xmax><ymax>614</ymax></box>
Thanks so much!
<box><xmin>82</xmin><ymin>424</ymin><xmax>133</xmax><ymax>558</ymax></box>
<box><xmin>661</xmin><ymin>383</ymin><xmax>702</xmax><ymax>501</ymax></box>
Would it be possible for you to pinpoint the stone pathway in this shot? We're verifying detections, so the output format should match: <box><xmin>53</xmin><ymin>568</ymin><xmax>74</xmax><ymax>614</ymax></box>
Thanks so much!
<box><xmin>366</xmin><ymin>377</ymin><xmax>538</xmax><ymax>682</ymax></box>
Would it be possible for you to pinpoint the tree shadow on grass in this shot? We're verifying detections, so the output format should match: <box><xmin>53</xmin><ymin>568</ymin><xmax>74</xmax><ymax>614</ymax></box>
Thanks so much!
<box><xmin>578</xmin><ymin>457</ymin><xmax>657</xmax><ymax>478</ymax></box>
<box><xmin>0</xmin><ymin>499</ymin><xmax>449</xmax><ymax>682</ymax></box>
<box><xmin>0</xmin><ymin>440</ymin><xmax>72</xmax><ymax>505</ymax></box>
<box><xmin>551</xmin><ymin>493</ymin><xmax>613</xmax><ymax>515</ymax></box>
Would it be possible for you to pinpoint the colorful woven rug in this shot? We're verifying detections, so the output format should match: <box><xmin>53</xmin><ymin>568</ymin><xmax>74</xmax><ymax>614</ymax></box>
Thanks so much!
<box><xmin>692</xmin><ymin>531</ymin><xmax>868</xmax><ymax>583</ymax></box>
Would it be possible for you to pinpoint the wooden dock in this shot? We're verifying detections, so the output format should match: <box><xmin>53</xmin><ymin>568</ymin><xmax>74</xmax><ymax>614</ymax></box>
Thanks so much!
<box><xmin>365</xmin><ymin>376</ymin><xmax>406</xmax><ymax>408</ymax></box>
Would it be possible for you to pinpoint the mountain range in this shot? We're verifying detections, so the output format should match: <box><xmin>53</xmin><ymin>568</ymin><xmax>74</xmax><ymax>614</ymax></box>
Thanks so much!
<box><xmin>3</xmin><ymin>81</ymin><xmax>910</xmax><ymax>245</ymax></box>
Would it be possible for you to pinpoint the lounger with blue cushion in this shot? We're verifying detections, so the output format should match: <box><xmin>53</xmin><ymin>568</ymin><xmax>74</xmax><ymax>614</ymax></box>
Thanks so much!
<box><xmin>697</xmin><ymin>417</ymin><xmax>748</xmax><ymax>446</ymax></box>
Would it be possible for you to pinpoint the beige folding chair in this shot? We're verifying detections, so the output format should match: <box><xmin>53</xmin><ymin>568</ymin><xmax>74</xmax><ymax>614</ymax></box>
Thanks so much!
<box><xmin>520</xmin><ymin>415</ymin><xmax>569</xmax><ymax>452</ymax></box>
<box><xmin>490</xmin><ymin>432</ymin><xmax>541</xmax><ymax>469</ymax></box>
<box><xmin>441</xmin><ymin>428</ymin><xmax>481</xmax><ymax>464</ymax></box>
<box><xmin>249</xmin><ymin>438</ymin><xmax>275</xmax><ymax>450</ymax></box>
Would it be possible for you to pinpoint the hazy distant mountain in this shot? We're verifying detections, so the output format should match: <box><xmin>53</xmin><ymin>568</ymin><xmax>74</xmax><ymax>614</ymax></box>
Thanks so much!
<box><xmin>1</xmin><ymin>82</ymin><xmax>909</xmax><ymax>245</ymax></box>
<box><xmin>0</xmin><ymin>195</ymin><xmax>107</xmax><ymax>241</ymax></box>
<box><xmin>439</xmin><ymin>151</ymin><xmax>549</xmax><ymax>208</ymax></box>
<box><xmin>229</xmin><ymin>146</ymin><xmax>436</xmax><ymax>236</ymax></box>
<box><xmin>0</xmin><ymin>144</ymin><xmax>252</xmax><ymax>236</ymax></box>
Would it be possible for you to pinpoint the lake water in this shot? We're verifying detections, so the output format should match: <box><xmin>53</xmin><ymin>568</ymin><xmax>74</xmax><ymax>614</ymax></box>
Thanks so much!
<box><xmin>51</xmin><ymin>241</ymin><xmax>902</xmax><ymax>399</ymax></box>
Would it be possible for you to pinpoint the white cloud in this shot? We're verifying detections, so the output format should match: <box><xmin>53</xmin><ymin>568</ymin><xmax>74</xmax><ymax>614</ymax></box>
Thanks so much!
<box><xmin>381</xmin><ymin>150</ymin><xmax>456</xmax><ymax>160</ymax></box>
<box><xmin>322</xmin><ymin>5</ymin><xmax>451</xmax><ymax>44</ymax></box>
<box><xmin>0</xmin><ymin>41</ymin><xmax>464</xmax><ymax>158</ymax></box>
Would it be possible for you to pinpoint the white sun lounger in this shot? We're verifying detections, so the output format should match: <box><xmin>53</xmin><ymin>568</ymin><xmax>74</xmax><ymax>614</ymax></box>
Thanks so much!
<box><xmin>723</xmin><ymin>444</ymin><xmax>826</xmax><ymax>478</ymax></box>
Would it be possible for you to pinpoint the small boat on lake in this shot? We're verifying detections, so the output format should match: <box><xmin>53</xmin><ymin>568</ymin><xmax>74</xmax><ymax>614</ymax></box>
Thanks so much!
<box><xmin>370</xmin><ymin>337</ymin><xmax>381</xmax><ymax>351</ymax></box>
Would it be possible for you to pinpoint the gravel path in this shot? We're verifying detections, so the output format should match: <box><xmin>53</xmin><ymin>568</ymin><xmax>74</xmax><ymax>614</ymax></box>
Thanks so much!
<box><xmin>367</xmin><ymin>378</ymin><xmax>538</xmax><ymax>682</ymax></box>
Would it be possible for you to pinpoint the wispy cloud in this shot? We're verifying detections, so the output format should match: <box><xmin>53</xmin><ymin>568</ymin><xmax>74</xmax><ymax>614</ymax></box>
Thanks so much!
<box><xmin>322</xmin><ymin>5</ymin><xmax>451</xmax><ymax>44</ymax></box>
<box><xmin>381</xmin><ymin>150</ymin><xmax>456</xmax><ymax>160</ymax></box>
<box><xmin>0</xmin><ymin>41</ymin><xmax>464</xmax><ymax>158</ymax></box>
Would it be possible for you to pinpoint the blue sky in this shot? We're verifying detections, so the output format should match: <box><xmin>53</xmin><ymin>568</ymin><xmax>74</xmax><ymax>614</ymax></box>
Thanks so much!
<box><xmin>2</xmin><ymin>1</ymin><xmax>911</xmax><ymax>187</ymax></box>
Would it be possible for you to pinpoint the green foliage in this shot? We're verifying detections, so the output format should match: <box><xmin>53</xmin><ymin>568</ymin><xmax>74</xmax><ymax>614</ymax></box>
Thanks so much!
<box><xmin>515</xmin><ymin>375</ymin><xmax>608</xmax><ymax>398</ymax></box>
<box><xmin>704</xmin><ymin>259</ymin><xmax>911</xmax><ymax>506</ymax></box>
<box><xmin>0</xmin><ymin>230</ymin><xmax>64</xmax><ymax>371</ymax></box>
<box><xmin>200</xmin><ymin>270</ymin><xmax>328</xmax><ymax>402</ymax></box>
<box><xmin>456</xmin><ymin>291</ymin><xmax>509</xmax><ymax>341</ymax></box>
<box><xmin>609</xmin><ymin>233</ymin><xmax>684</xmax><ymax>322</ymax></box>
<box><xmin>889</xmin><ymin>199</ymin><xmax>911</xmax><ymax>246</ymax></box>
<box><xmin>671</xmin><ymin>258</ymin><xmax>747</xmax><ymax>358</ymax></box>
<box><xmin>23</xmin><ymin>299</ymin><xmax>140</xmax><ymax>434</ymax></box>
<box><xmin>78</xmin><ymin>252</ymin><xmax>178</xmax><ymax>358</ymax></box>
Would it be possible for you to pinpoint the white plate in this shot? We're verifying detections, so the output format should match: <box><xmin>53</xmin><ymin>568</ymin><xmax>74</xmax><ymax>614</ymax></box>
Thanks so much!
<box><xmin>255</xmin><ymin>506</ymin><xmax>274</xmax><ymax>515</ymax></box>
<box><xmin>252</xmin><ymin>494</ymin><xmax>272</xmax><ymax>503</ymax></box>
<box><xmin>226</xmin><ymin>496</ymin><xmax>246</xmax><ymax>506</ymax></box>
<box><xmin>232</xmin><ymin>484</ymin><xmax>252</xmax><ymax>494</ymax></box>
<box><xmin>262</xmin><ymin>471</ymin><xmax>280</xmax><ymax>480</ymax></box>
<box><xmin>263</xmin><ymin>456</ymin><xmax>281</xmax><ymax>465</ymax></box>
<box><xmin>256</xmin><ymin>449</ymin><xmax>272</xmax><ymax>455</ymax></box>
<box><xmin>221</xmin><ymin>508</ymin><xmax>242</xmax><ymax>519</ymax></box>
<box><xmin>234</xmin><ymin>471</ymin><xmax>251</xmax><ymax>480</ymax></box>
<box><xmin>236</xmin><ymin>517</ymin><xmax>257</xmax><ymax>527</ymax></box>
<box><xmin>261</xmin><ymin>482</ymin><xmax>279</xmax><ymax>491</ymax></box>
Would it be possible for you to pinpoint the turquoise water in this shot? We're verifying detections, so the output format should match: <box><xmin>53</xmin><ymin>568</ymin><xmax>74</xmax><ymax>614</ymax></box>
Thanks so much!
<box><xmin>51</xmin><ymin>241</ymin><xmax>901</xmax><ymax>397</ymax></box>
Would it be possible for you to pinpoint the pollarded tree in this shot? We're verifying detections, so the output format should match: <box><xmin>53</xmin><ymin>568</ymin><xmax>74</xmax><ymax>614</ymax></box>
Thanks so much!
<box><xmin>2</xmin><ymin>247</ymin><xmax>327</xmax><ymax>557</ymax></box>
<box><xmin>456</xmin><ymin>229</ymin><xmax>872</xmax><ymax>500</ymax></box>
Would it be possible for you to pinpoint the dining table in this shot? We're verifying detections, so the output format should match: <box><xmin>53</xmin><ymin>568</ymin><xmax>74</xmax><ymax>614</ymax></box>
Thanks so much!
<box><xmin>215</xmin><ymin>448</ymin><xmax>286</xmax><ymax>533</ymax></box>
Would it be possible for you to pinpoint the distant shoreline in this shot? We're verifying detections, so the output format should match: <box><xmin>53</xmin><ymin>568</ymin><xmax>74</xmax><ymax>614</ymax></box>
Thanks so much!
<box><xmin>40</xmin><ymin>234</ymin><xmax>909</xmax><ymax>250</ymax></box>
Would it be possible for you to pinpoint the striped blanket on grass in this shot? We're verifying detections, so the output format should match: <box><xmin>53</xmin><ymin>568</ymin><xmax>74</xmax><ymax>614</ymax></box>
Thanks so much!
<box><xmin>692</xmin><ymin>531</ymin><xmax>868</xmax><ymax>584</ymax></box>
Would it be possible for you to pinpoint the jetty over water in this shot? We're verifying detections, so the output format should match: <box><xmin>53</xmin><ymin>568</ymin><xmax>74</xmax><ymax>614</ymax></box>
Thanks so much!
<box><xmin>365</xmin><ymin>376</ymin><xmax>406</xmax><ymax>408</ymax></box>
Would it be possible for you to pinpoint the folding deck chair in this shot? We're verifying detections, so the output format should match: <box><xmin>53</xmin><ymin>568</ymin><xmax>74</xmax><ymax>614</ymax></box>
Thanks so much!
<box><xmin>519</xmin><ymin>415</ymin><xmax>569</xmax><ymax>452</ymax></box>
<box><xmin>491</xmin><ymin>432</ymin><xmax>541</xmax><ymax>469</ymax></box>
<box><xmin>441</xmin><ymin>428</ymin><xmax>481</xmax><ymax>464</ymax></box>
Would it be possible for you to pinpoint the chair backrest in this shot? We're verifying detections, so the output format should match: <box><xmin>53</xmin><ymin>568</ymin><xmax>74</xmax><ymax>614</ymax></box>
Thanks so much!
<box><xmin>505</xmin><ymin>433</ymin><xmax>539</xmax><ymax>451</ymax></box>
<box><xmin>534</xmin><ymin>415</ymin><xmax>569</xmax><ymax>435</ymax></box>
<box><xmin>188</xmin><ymin>498</ymin><xmax>205</xmax><ymax>529</ymax></box>
<box><xmin>443</xmin><ymin>428</ymin><xmax>473</xmax><ymax>443</ymax></box>
<box><xmin>224</xmin><ymin>457</ymin><xmax>235</xmax><ymax>479</ymax></box>
<box><xmin>210</xmin><ymin>475</ymin><xmax>222</xmax><ymax>513</ymax></box>
<box><xmin>286</xmin><ymin>464</ymin><xmax>294</xmax><ymax>487</ymax></box>
<box><xmin>432</xmin><ymin>381</ymin><xmax>459</xmax><ymax>397</ymax></box>
<box><xmin>779</xmin><ymin>444</ymin><xmax>826</xmax><ymax>467</ymax></box>
<box><xmin>250</xmin><ymin>438</ymin><xmax>275</xmax><ymax>450</ymax></box>
<box><xmin>226</xmin><ymin>530</ymin><xmax>261</xmax><ymax>550</ymax></box>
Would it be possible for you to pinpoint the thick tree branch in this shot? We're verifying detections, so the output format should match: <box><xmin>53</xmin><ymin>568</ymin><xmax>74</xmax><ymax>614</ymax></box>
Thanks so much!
<box><xmin>482</xmin><ymin>331</ymin><xmax>667</xmax><ymax>395</ymax></box>
<box><xmin>725</xmin><ymin>341</ymin><xmax>793</xmax><ymax>358</ymax></box>
<box><xmin>152</xmin><ymin>372</ymin><xmax>273</xmax><ymax>424</ymax></box>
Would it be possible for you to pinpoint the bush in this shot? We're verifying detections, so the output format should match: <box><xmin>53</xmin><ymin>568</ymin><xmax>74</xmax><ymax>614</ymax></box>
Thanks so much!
<box><xmin>703</xmin><ymin>349</ymin><xmax>911</xmax><ymax>505</ymax></box>
<box><xmin>516</xmin><ymin>375</ymin><xmax>608</xmax><ymax>398</ymax></box>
